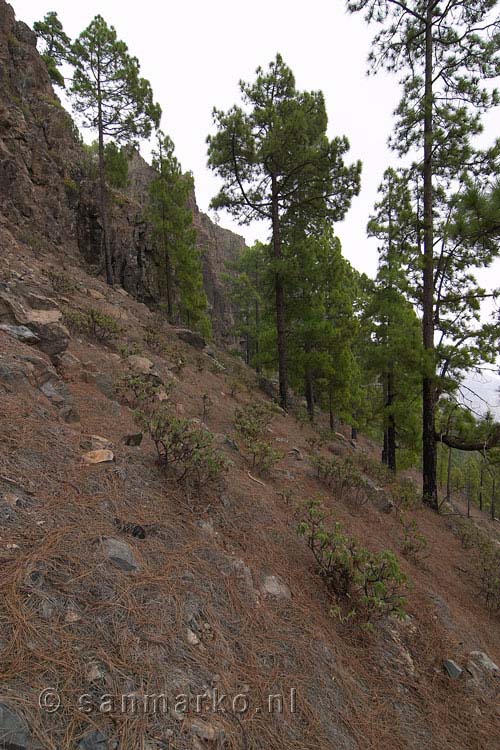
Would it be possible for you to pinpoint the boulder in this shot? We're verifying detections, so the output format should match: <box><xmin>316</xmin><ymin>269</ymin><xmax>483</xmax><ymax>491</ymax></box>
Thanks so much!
<box><xmin>0</xmin><ymin>288</ymin><xmax>68</xmax><ymax>357</ymax></box>
<box><xmin>55</xmin><ymin>350</ymin><xmax>81</xmax><ymax>374</ymax></box>
<box><xmin>80</xmin><ymin>436</ymin><xmax>112</xmax><ymax>451</ymax></box>
<box><xmin>78</xmin><ymin>730</ymin><xmax>109</xmax><ymax>750</ymax></box>
<box><xmin>443</xmin><ymin>659</ymin><xmax>463</xmax><ymax>679</ymax></box>
<box><xmin>28</xmin><ymin>320</ymin><xmax>69</xmax><ymax>357</ymax></box>
<box><xmin>175</xmin><ymin>328</ymin><xmax>206</xmax><ymax>350</ymax></box>
<box><xmin>0</xmin><ymin>703</ymin><xmax>33</xmax><ymax>750</ymax></box>
<box><xmin>0</xmin><ymin>323</ymin><xmax>40</xmax><ymax>343</ymax></box>
<box><xmin>22</xmin><ymin>353</ymin><xmax>79</xmax><ymax>422</ymax></box>
<box><xmin>127</xmin><ymin>355</ymin><xmax>154</xmax><ymax>374</ymax></box>
<box><xmin>82</xmin><ymin>449</ymin><xmax>114</xmax><ymax>465</ymax></box>
<box><xmin>101</xmin><ymin>538</ymin><xmax>140</xmax><ymax>572</ymax></box>
<box><xmin>95</xmin><ymin>374</ymin><xmax>115</xmax><ymax>400</ymax></box>
<box><xmin>466</xmin><ymin>650</ymin><xmax>499</xmax><ymax>696</ymax></box>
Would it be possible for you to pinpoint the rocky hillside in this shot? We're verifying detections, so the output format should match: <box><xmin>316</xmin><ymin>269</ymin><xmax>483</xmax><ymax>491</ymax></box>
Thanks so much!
<box><xmin>0</xmin><ymin>3</ymin><xmax>499</xmax><ymax>750</ymax></box>
<box><xmin>0</xmin><ymin>0</ymin><xmax>245</xmax><ymax>338</ymax></box>
<box><xmin>0</xmin><ymin>221</ymin><xmax>499</xmax><ymax>750</ymax></box>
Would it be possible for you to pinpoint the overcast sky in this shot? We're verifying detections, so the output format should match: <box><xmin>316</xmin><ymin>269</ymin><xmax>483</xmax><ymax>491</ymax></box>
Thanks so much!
<box><xmin>11</xmin><ymin>0</ymin><xmax>500</xmax><ymax>412</ymax></box>
<box><xmin>13</xmin><ymin>0</ymin><xmax>406</xmax><ymax>277</ymax></box>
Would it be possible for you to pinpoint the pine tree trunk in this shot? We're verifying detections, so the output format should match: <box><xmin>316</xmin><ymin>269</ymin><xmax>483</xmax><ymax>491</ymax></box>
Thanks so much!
<box><xmin>305</xmin><ymin>365</ymin><xmax>314</xmax><ymax>422</ymax></box>
<box><xmin>492</xmin><ymin>478</ymin><xmax>496</xmax><ymax>521</ymax></box>
<box><xmin>97</xmin><ymin>72</ymin><xmax>113</xmax><ymax>286</ymax></box>
<box><xmin>255</xmin><ymin>293</ymin><xmax>261</xmax><ymax>374</ymax></box>
<box><xmin>329</xmin><ymin>387</ymin><xmax>335</xmax><ymax>433</ymax></box>
<box><xmin>478</xmin><ymin>461</ymin><xmax>484</xmax><ymax>512</ymax></box>
<box><xmin>386</xmin><ymin>369</ymin><xmax>397</xmax><ymax>473</ymax></box>
<box><xmin>162</xmin><ymin>224</ymin><xmax>173</xmax><ymax>318</ymax></box>
<box><xmin>422</xmin><ymin>3</ymin><xmax>438</xmax><ymax>510</ymax></box>
<box><xmin>446</xmin><ymin>445</ymin><xmax>452</xmax><ymax>503</ymax></box>
<box><xmin>271</xmin><ymin>175</ymin><xmax>288</xmax><ymax>409</ymax></box>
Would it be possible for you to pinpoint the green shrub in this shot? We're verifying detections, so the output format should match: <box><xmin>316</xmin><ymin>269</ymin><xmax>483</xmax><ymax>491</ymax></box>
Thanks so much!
<box><xmin>452</xmin><ymin>518</ymin><xmax>500</xmax><ymax>611</ymax></box>
<box><xmin>234</xmin><ymin>402</ymin><xmax>282</xmax><ymax>476</ymax></box>
<box><xmin>401</xmin><ymin>517</ymin><xmax>428</xmax><ymax>562</ymax></box>
<box><xmin>478</xmin><ymin>541</ymin><xmax>500</xmax><ymax>611</ymax></box>
<box><xmin>142</xmin><ymin>408</ymin><xmax>229</xmax><ymax>490</ymax></box>
<box><xmin>357</xmin><ymin>455</ymin><xmax>392</xmax><ymax>484</ymax></box>
<box><xmin>117</xmin><ymin>373</ymin><xmax>167</xmax><ymax>410</ymax></box>
<box><xmin>392</xmin><ymin>477</ymin><xmax>421</xmax><ymax>509</ymax></box>
<box><xmin>63</xmin><ymin>176</ymin><xmax>78</xmax><ymax>196</ymax></box>
<box><xmin>144</xmin><ymin>327</ymin><xmax>165</xmax><ymax>354</ymax></box>
<box><xmin>312</xmin><ymin>455</ymin><xmax>364</xmax><ymax>503</ymax></box>
<box><xmin>298</xmin><ymin>498</ymin><xmax>408</xmax><ymax>626</ymax></box>
<box><xmin>47</xmin><ymin>269</ymin><xmax>76</xmax><ymax>295</ymax></box>
<box><xmin>117</xmin><ymin>341</ymin><xmax>143</xmax><ymax>359</ymax></box>
<box><xmin>65</xmin><ymin>307</ymin><xmax>122</xmax><ymax>343</ymax></box>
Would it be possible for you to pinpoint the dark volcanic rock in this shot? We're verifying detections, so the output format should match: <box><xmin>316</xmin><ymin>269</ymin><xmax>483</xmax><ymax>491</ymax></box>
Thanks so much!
<box><xmin>0</xmin><ymin>2</ymin><xmax>245</xmax><ymax>342</ymax></box>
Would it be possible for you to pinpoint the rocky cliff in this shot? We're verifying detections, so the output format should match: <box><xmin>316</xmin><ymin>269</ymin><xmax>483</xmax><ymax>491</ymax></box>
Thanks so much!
<box><xmin>0</xmin><ymin>0</ymin><xmax>245</xmax><ymax>339</ymax></box>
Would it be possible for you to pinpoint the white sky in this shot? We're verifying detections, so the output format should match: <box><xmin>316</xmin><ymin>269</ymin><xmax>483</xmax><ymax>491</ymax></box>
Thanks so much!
<box><xmin>11</xmin><ymin>0</ymin><xmax>500</xmax><ymax>412</ymax></box>
<box><xmin>13</xmin><ymin>0</ymin><xmax>405</xmax><ymax>277</ymax></box>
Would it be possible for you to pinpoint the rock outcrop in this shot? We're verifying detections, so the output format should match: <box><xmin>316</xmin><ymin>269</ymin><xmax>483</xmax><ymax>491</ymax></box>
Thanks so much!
<box><xmin>0</xmin><ymin>0</ymin><xmax>245</xmax><ymax>340</ymax></box>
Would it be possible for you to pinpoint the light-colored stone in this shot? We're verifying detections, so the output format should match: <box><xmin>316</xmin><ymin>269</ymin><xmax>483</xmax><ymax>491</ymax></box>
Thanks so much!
<box><xmin>127</xmin><ymin>355</ymin><xmax>154</xmax><ymax>374</ymax></box>
<box><xmin>190</xmin><ymin>718</ymin><xmax>217</xmax><ymax>741</ymax></box>
<box><xmin>80</xmin><ymin>435</ymin><xmax>112</xmax><ymax>451</ymax></box>
<box><xmin>262</xmin><ymin>575</ymin><xmax>291</xmax><ymax>600</ymax></box>
<box><xmin>187</xmin><ymin>628</ymin><xmax>200</xmax><ymax>645</ymax></box>
<box><xmin>65</xmin><ymin>606</ymin><xmax>82</xmax><ymax>623</ymax></box>
<box><xmin>87</xmin><ymin>289</ymin><xmax>105</xmax><ymax>301</ymax></box>
<box><xmin>82</xmin><ymin>449</ymin><xmax>114</xmax><ymax>465</ymax></box>
<box><xmin>86</xmin><ymin>661</ymin><xmax>106</xmax><ymax>682</ymax></box>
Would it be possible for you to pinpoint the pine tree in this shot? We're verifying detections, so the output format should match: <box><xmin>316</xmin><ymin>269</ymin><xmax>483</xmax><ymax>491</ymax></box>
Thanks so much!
<box><xmin>347</xmin><ymin>0</ymin><xmax>500</xmax><ymax>508</ymax></box>
<box><xmin>366</xmin><ymin>168</ymin><xmax>422</xmax><ymax>472</ymax></box>
<box><xmin>224</xmin><ymin>242</ymin><xmax>269</xmax><ymax>369</ymax></box>
<box><xmin>283</xmin><ymin>227</ymin><xmax>360</xmax><ymax>425</ymax></box>
<box><xmin>71</xmin><ymin>16</ymin><xmax>161</xmax><ymax>285</ymax></box>
<box><xmin>33</xmin><ymin>11</ymin><xmax>71</xmax><ymax>87</ymax></box>
<box><xmin>149</xmin><ymin>132</ymin><xmax>211</xmax><ymax>337</ymax></box>
<box><xmin>207</xmin><ymin>54</ymin><xmax>361</xmax><ymax>409</ymax></box>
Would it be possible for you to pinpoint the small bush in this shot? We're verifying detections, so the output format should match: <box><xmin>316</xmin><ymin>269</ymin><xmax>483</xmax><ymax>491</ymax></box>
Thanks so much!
<box><xmin>357</xmin><ymin>455</ymin><xmax>392</xmax><ymax>484</ymax></box>
<box><xmin>478</xmin><ymin>541</ymin><xmax>500</xmax><ymax>611</ymax></box>
<box><xmin>234</xmin><ymin>402</ymin><xmax>282</xmax><ymax>476</ymax></box>
<box><xmin>401</xmin><ymin>517</ymin><xmax>428</xmax><ymax>562</ymax></box>
<box><xmin>144</xmin><ymin>328</ymin><xmax>165</xmax><ymax>354</ymax></box>
<box><xmin>392</xmin><ymin>477</ymin><xmax>421</xmax><ymax>509</ymax></box>
<box><xmin>298</xmin><ymin>498</ymin><xmax>408</xmax><ymax>626</ymax></box>
<box><xmin>312</xmin><ymin>455</ymin><xmax>364</xmax><ymax>503</ymax></box>
<box><xmin>117</xmin><ymin>341</ymin><xmax>143</xmax><ymax>359</ymax></box>
<box><xmin>65</xmin><ymin>308</ymin><xmax>122</xmax><ymax>343</ymax></box>
<box><xmin>141</xmin><ymin>408</ymin><xmax>229</xmax><ymax>491</ymax></box>
<box><xmin>47</xmin><ymin>269</ymin><xmax>76</xmax><ymax>295</ymax></box>
<box><xmin>305</xmin><ymin>435</ymin><xmax>325</xmax><ymax>454</ymax></box>
<box><xmin>452</xmin><ymin>518</ymin><xmax>500</xmax><ymax>611</ymax></box>
<box><xmin>117</xmin><ymin>373</ymin><xmax>168</xmax><ymax>411</ymax></box>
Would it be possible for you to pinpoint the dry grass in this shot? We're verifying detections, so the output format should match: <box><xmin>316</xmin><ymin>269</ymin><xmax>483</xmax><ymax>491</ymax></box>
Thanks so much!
<box><xmin>0</xmin><ymin>262</ymin><xmax>499</xmax><ymax>750</ymax></box>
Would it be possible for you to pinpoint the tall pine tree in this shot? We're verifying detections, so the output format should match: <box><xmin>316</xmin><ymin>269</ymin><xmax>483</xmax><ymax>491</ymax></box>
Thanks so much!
<box><xmin>207</xmin><ymin>54</ymin><xmax>361</xmax><ymax>409</ymax></box>
<box><xmin>71</xmin><ymin>16</ymin><xmax>161</xmax><ymax>285</ymax></box>
<box><xmin>347</xmin><ymin>0</ymin><xmax>500</xmax><ymax>508</ymax></box>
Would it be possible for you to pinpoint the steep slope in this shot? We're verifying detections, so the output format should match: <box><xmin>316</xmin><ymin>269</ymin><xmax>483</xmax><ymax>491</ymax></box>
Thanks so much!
<box><xmin>0</xmin><ymin>0</ymin><xmax>245</xmax><ymax>338</ymax></box>
<box><xmin>0</xmin><ymin>3</ymin><xmax>499</xmax><ymax>749</ymax></box>
<box><xmin>0</xmin><ymin>233</ymin><xmax>499</xmax><ymax>750</ymax></box>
